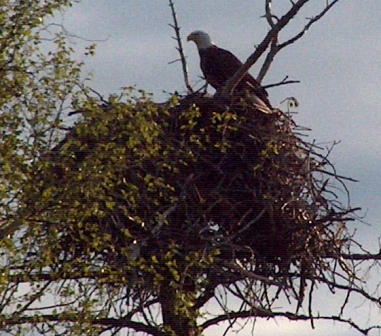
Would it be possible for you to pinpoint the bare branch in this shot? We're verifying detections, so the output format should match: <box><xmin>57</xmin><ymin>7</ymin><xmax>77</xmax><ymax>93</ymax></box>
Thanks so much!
<box><xmin>264</xmin><ymin>0</ymin><xmax>277</xmax><ymax>28</ymax></box>
<box><xmin>0</xmin><ymin>314</ymin><xmax>167</xmax><ymax>336</ymax></box>
<box><xmin>220</xmin><ymin>261</ymin><xmax>285</xmax><ymax>287</ymax></box>
<box><xmin>223</xmin><ymin>0</ymin><xmax>340</xmax><ymax>95</ymax></box>
<box><xmin>263</xmin><ymin>77</ymin><xmax>300</xmax><ymax>89</ymax></box>
<box><xmin>168</xmin><ymin>0</ymin><xmax>193</xmax><ymax>93</ymax></box>
<box><xmin>278</xmin><ymin>0</ymin><xmax>340</xmax><ymax>50</ymax></box>
<box><xmin>257</xmin><ymin>34</ymin><xmax>278</xmax><ymax>83</ymax></box>
<box><xmin>338</xmin><ymin>252</ymin><xmax>381</xmax><ymax>261</ymax></box>
<box><xmin>201</xmin><ymin>309</ymin><xmax>381</xmax><ymax>335</ymax></box>
<box><xmin>222</xmin><ymin>0</ymin><xmax>311</xmax><ymax>96</ymax></box>
<box><xmin>40</xmin><ymin>23</ymin><xmax>109</xmax><ymax>43</ymax></box>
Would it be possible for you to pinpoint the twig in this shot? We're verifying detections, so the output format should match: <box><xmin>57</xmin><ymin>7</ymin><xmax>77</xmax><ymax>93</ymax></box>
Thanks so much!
<box><xmin>224</xmin><ymin>206</ymin><xmax>267</xmax><ymax>243</ymax></box>
<box><xmin>220</xmin><ymin>261</ymin><xmax>285</xmax><ymax>287</ymax></box>
<box><xmin>264</xmin><ymin>0</ymin><xmax>277</xmax><ymax>28</ymax></box>
<box><xmin>168</xmin><ymin>0</ymin><xmax>193</xmax><ymax>93</ymax></box>
<box><xmin>223</xmin><ymin>0</ymin><xmax>340</xmax><ymax>95</ymax></box>
<box><xmin>201</xmin><ymin>309</ymin><xmax>381</xmax><ymax>335</ymax></box>
<box><xmin>315</xmin><ymin>169</ymin><xmax>359</xmax><ymax>182</ymax></box>
<box><xmin>278</xmin><ymin>0</ymin><xmax>340</xmax><ymax>50</ymax></box>
<box><xmin>40</xmin><ymin>23</ymin><xmax>109</xmax><ymax>43</ymax></box>
<box><xmin>222</xmin><ymin>0</ymin><xmax>311</xmax><ymax>95</ymax></box>
<box><xmin>263</xmin><ymin>77</ymin><xmax>300</xmax><ymax>89</ymax></box>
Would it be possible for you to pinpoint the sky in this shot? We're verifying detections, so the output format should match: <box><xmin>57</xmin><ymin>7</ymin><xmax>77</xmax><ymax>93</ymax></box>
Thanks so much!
<box><xmin>51</xmin><ymin>1</ymin><xmax>381</xmax><ymax>335</ymax></box>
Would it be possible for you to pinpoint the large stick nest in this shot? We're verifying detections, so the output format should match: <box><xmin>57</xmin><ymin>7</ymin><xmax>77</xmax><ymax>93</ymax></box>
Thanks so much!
<box><xmin>27</xmin><ymin>92</ymin><xmax>357</xmax><ymax>283</ymax></box>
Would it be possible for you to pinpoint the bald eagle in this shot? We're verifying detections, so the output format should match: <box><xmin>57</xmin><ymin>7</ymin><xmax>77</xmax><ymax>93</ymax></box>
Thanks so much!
<box><xmin>187</xmin><ymin>30</ymin><xmax>271</xmax><ymax>108</ymax></box>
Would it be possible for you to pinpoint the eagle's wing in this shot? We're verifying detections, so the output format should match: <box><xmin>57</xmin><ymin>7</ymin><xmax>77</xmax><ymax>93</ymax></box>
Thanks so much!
<box><xmin>204</xmin><ymin>47</ymin><xmax>270</xmax><ymax>107</ymax></box>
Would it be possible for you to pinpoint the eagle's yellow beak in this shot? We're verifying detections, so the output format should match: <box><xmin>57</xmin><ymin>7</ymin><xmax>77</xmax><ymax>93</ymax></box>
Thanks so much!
<box><xmin>187</xmin><ymin>33</ymin><xmax>195</xmax><ymax>42</ymax></box>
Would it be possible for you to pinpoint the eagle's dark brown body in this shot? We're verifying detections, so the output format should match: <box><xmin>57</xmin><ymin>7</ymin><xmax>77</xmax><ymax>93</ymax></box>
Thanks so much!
<box><xmin>199</xmin><ymin>45</ymin><xmax>270</xmax><ymax>106</ymax></box>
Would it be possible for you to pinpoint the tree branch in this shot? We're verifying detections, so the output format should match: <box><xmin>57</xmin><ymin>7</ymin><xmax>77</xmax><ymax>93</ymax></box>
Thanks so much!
<box><xmin>0</xmin><ymin>314</ymin><xmax>167</xmax><ymax>336</ymax></box>
<box><xmin>223</xmin><ymin>0</ymin><xmax>340</xmax><ymax>95</ymax></box>
<box><xmin>257</xmin><ymin>34</ymin><xmax>278</xmax><ymax>83</ymax></box>
<box><xmin>264</xmin><ymin>0</ymin><xmax>277</xmax><ymax>28</ymax></box>
<box><xmin>201</xmin><ymin>309</ymin><xmax>381</xmax><ymax>335</ymax></box>
<box><xmin>334</xmin><ymin>252</ymin><xmax>381</xmax><ymax>261</ymax></box>
<box><xmin>262</xmin><ymin>76</ymin><xmax>300</xmax><ymax>89</ymax></box>
<box><xmin>168</xmin><ymin>0</ymin><xmax>193</xmax><ymax>93</ymax></box>
<box><xmin>220</xmin><ymin>261</ymin><xmax>284</xmax><ymax>287</ymax></box>
<box><xmin>222</xmin><ymin>0</ymin><xmax>311</xmax><ymax>96</ymax></box>
<box><xmin>278</xmin><ymin>0</ymin><xmax>340</xmax><ymax>50</ymax></box>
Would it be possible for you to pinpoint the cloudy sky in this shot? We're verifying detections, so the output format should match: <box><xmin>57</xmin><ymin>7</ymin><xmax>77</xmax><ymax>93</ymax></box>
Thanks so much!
<box><xmin>56</xmin><ymin>1</ymin><xmax>381</xmax><ymax>335</ymax></box>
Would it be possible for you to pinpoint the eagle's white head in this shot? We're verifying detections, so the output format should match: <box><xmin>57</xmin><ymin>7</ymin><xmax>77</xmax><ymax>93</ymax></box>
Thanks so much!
<box><xmin>187</xmin><ymin>30</ymin><xmax>215</xmax><ymax>50</ymax></box>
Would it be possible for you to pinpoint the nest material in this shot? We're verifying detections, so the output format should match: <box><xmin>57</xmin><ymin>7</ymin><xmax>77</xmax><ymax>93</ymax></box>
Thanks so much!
<box><xmin>164</xmin><ymin>93</ymin><xmax>347</xmax><ymax>276</ymax></box>
<box><xmin>30</xmin><ymin>92</ymin><xmax>355</xmax><ymax>282</ymax></box>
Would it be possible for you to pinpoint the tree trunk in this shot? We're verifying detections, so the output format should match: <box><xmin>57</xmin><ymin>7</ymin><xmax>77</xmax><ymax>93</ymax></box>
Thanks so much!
<box><xmin>159</xmin><ymin>286</ymin><xmax>199</xmax><ymax>336</ymax></box>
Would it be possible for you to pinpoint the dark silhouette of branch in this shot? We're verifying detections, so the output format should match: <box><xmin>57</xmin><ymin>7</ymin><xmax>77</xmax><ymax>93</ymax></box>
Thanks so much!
<box><xmin>222</xmin><ymin>0</ymin><xmax>310</xmax><ymax>95</ymax></box>
<box><xmin>258</xmin><ymin>0</ymin><xmax>339</xmax><ymax>81</ymax></box>
<box><xmin>223</xmin><ymin>0</ymin><xmax>340</xmax><ymax>95</ymax></box>
<box><xmin>278</xmin><ymin>0</ymin><xmax>340</xmax><ymax>50</ymax></box>
<box><xmin>168</xmin><ymin>0</ymin><xmax>193</xmax><ymax>93</ymax></box>
<box><xmin>0</xmin><ymin>314</ymin><xmax>167</xmax><ymax>336</ymax></box>
<box><xmin>201</xmin><ymin>309</ymin><xmax>381</xmax><ymax>335</ymax></box>
<box><xmin>315</xmin><ymin>169</ymin><xmax>359</xmax><ymax>182</ymax></box>
<box><xmin>220</xmin><ymin>261</ymin><xmax>284</xmax><ymax>287</ymax></box>
<box><xmin>264</xmin><ymin>0</ymin><xmax>277</xmax><ymax>28</ymax></box>
<box><xmin>312</xmin><ymin>275</ymin><xmax>381</xmax><ymax>307</ymax></box>
<box><xmin>40</xmin><ymin>23</ymin><xmax>109</xmax><ymax>42</ymax></box>
<box><xmin>263</xmin><ymin>76</ymin><xmax>300</xmax><ymax>89</ymax></box>
<box><xmin>339</xmin><ymin>252</ymin><xmax>381</xmax><ymax>260</ymax></box>
<box><xmin>257</xmin><ymin>34</ymin><xmax>278</xmax><ymax>83</ymax></box>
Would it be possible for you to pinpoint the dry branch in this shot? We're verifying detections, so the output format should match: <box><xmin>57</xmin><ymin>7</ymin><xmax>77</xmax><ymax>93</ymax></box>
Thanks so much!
<box><xmin>201</xmin><ymin>308</ymin><xmax>381</xmax><ymax>335</ymax></box>
<box><xmin>223</xmin><ymin>0</ymin><xmax>310</xmax><ymax>95</ymax></box>
<box><xmin>223</xmin><ymin>0</ymin><xmax>340</xmax><ymax>95</ymax></box>
<box><xmin>168</xmin><ymin>0</ymin><xmax>193</xmax><ymax>93</ymax></box>
<box><xmin>278</xmin><ymin>0</ymin><xmax>340</xmax><ymax>50</ymax></box>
